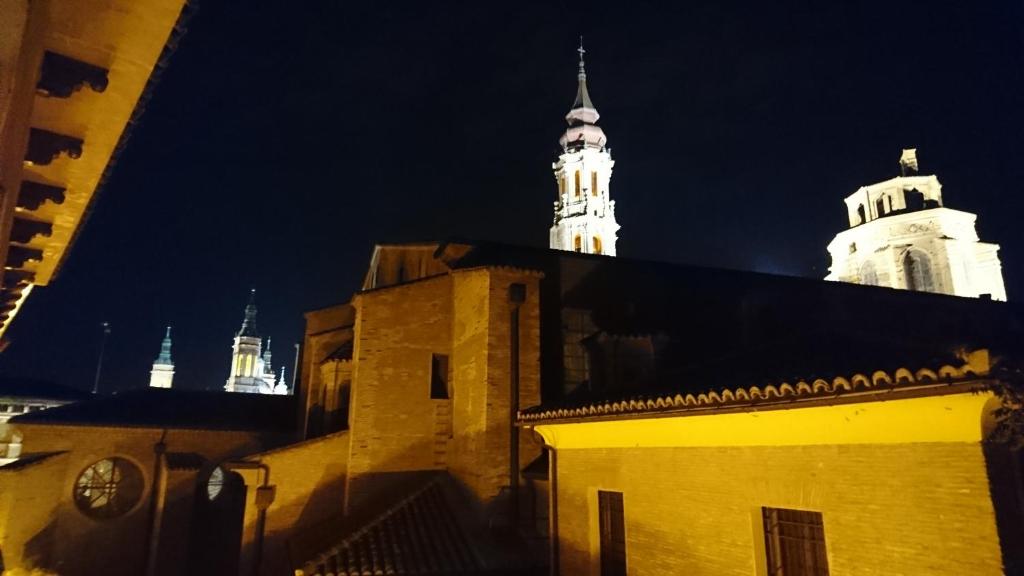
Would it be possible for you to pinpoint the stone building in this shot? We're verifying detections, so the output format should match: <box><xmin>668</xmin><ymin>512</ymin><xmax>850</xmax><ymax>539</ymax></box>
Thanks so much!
<box><xmin>826</xmin><ymin>149</ymin><xmax>1007</xmax><ymax>300</ymax></box>
<box><xmin>148</xmin><ymin>326</ymin><xmax>174</xmax><ymax>389</ymax></box>
<box><xmin>0</xmin><ymin>0</ymin><xmax>191</xmax><ymax>345</ymax></box>
<box><xmin>549</xmin><ymin>44</ymin><xmax>620</xmax><ymax>256</ymax></box>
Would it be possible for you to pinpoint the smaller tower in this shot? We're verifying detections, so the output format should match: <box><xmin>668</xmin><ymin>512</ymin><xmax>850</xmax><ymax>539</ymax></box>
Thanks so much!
<box><xmin>225</xmin><ymin>289</ymin><xmax>267</xmax><ymax>393</ymax></box>
<box><xmin>273</xmin><ymin>366</ymin><xmax>290</xmax><ymax>395</ymax></box>
<box><xmin>149</xmin><ymin>326</ymin><xmax>174</xmax><ymax>389</ymax></box>
<box><xmin>260</xmin><ymin>338</ymin><xmax>276</xmax><ymax>390</ymax></box>
<box><xmin>826</xmin><ymin>149</ymin><xmax>1007</xmax><ymax>300</ymax></box>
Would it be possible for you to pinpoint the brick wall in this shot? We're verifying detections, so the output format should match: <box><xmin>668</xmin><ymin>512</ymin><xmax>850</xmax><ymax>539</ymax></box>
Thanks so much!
<box><xmin>449</xmin><ymin>268</ymin><xmax>542</xmax><ymax>517</ymax></box>
<box><xmin>555</xmin><ymin>442</ymin><xmax>1003</xmax><ymax>575</ymax></box>
<box><xmin>345</xmin><ymin>274</ymin><xmax>453</xmax><ymax>512</ymax></box>
<box><xmin>237</xmin><ymin>430</ymin><xmax>350</xmax><ymax>576</ymax></box>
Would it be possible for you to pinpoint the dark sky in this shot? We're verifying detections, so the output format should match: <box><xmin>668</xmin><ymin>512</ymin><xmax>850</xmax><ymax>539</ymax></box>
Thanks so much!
<box><xmin>3</xmin><ymin>1</ymin><xmax>1022</xmax><ymax>393</ymax></box>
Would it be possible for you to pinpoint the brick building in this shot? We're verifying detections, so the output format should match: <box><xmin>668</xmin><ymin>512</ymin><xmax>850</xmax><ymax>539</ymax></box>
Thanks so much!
<box><xmin>1</xmin><ymin>240</ymin><xmax>1022</xmax><ymax>575</ymax></box>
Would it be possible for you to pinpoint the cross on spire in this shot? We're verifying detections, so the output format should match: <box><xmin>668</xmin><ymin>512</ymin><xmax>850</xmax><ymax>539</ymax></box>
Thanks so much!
<box><xmin>577</xmin><ymin>36</ymin><xmax>585</xmax><ymax>62</ymax></box>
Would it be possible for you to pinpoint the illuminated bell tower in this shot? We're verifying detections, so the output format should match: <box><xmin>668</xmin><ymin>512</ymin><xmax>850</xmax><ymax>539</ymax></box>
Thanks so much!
<box><xmin>225</xmin><ymin>289</ymin><xmax>266</xmax><ymax>393</ymax></box>
<box><xmin>550</xmin><ymin>40</ymin><xmax>620</xmax><ymax>256</ymax></box>
<box><xmin>148</xmin><ymin>326</ymin><xmax>174</xmax><ymax>389</ymax></box>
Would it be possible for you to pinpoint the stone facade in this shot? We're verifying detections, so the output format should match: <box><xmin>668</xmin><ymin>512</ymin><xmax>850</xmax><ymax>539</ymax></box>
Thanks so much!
<box><xmin>826</xmin><ymin>150</ymin><xmax>1007</xmax><ymax>301</ymax></box>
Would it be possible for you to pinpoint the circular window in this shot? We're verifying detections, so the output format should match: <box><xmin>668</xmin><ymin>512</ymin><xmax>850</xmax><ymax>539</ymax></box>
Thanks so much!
<box><xmin>207</xmin><ymin>466</ymin><xmax>225</xmax><ymax>501</ymax></box>
<box><xmin>73</xmin><ymin>457</ymin><xmax>144</xmax><ymax>518</ymax></box>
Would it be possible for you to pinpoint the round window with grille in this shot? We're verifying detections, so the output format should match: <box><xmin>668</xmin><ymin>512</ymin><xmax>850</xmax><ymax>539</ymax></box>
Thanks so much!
<box><xmin>73</xmin><ymin>457</ymin><xmax>144</xmax><ymax>519</ymax></box>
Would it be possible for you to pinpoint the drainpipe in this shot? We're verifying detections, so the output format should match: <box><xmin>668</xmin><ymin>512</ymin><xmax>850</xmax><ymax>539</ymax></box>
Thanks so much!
<box><xmin>226</xmin><ymin>461</ymin><xmax>274</xmax><ymax>576</ymax></box>
<box><xmin>508</xmin><ymin>283</ymin><xmax>526</xmax><ymax>533</ymax></box>
<box><xmin>144</xmin><ymin>431</ymin><xmax>169</xmax><ymax>576</ymax></box>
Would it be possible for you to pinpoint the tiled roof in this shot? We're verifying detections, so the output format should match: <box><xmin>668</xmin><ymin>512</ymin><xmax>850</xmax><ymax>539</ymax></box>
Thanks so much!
<box><xmin>519</xmin><ymin>349</ymin><xmax>994</xmax><ymax>423</ymax></box>
<box><xmin>299</xmin><ymin>477</ymin><xmax>481</xmax><ymax>576</ymax></box>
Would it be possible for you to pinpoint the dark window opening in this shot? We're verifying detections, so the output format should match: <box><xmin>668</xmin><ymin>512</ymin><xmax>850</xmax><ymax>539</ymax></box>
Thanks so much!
<box><xmin>598</xmin><ymin>490</ymin><xmax>626</xmax><ymax>576</ymax></box>
<box><xmin>430</xmin><ymin>353</ymin><xmax>450</xmax><ymax>399</ymax></box>
<box><xmin>763</xmin><ymin>507</ymin><xmax>829</xmax><ymax>576</ymax></box>
<box><xmin>904</xmin><ymin>187</ymin><xmax>925</xmax><ymax>211</ymax></box>
<box><xmin>856</xmin><ymin>204</ymin><xmax>866</xmax><ymax>225</ymax></box>
<box><xmin>875</xmin><ymin>197</ymin><xmax>886</xmax><ymax>217</ymax></box>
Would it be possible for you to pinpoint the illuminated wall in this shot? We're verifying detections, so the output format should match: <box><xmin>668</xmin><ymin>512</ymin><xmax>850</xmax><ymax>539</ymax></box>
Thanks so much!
<box><xmin>532</xmin><ymin>391</ymin><xmax>1006</xmax><ymax>575</ymax></box>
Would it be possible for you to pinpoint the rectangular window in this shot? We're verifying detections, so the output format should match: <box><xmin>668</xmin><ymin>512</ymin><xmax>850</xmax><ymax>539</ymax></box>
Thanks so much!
<box><xmin>574</xmin><ymin>171</ymin><xmax>581</xmax><ymax>198</ymax></box>
<box><xmin>598</xmin><ymin>490</ymin><xmax>626</xmax><ymax>576</ymax></box>
<box><xmin>591</xmin><ymin>171</ymin><xmax>599</xmax><ymax>196</ymax></box>
<box><xmin>762</xmin><ymin>507</ymin><xmax>829</xmax><ymax>576</ymax></box>
<box><xmin>430</xmin><ymin>354</ymin><xmax>449</xmax><ymax>399</ymax></box>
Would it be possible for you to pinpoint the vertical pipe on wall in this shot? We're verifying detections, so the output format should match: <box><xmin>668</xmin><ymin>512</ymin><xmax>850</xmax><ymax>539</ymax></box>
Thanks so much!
<box><xmin>144</xmin><ymin>431</ymin><xmax>168</xmax><ymax>576</ymax></box>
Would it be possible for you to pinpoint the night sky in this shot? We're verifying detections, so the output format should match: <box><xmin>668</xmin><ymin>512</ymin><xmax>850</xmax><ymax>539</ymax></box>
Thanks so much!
<box><xmin>2</xmin><ymin>1</ymin><xmax>1022</xmax><ymax>393</ymax></box>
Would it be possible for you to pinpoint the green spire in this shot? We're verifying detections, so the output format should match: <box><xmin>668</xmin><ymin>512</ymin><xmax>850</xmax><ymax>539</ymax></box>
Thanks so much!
<box><xmin>155</xmin><ymin>326</ymin><xmax>173</xmax><ymax>366</ymax></box>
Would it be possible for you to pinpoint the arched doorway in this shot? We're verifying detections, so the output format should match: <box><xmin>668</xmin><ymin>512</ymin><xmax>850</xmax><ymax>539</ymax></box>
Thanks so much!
<box><xmin>188</xmin><ymin>468</ymin><xmax>247</xmax><ymax>575</ymax></box>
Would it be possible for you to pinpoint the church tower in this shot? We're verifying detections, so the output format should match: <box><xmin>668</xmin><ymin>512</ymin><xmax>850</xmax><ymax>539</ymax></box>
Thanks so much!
<box><xmin>826</xmin><ymin>149</ymin><xmax>1007</xmax><ymax>301</ymax></box>
<box><xmin>225</xmin><ymin>289</ymin><xmax>271</xmax><ymax>393</ymax></box>
<box><xmin>550</xmin><ymin>41</ymin><xmax>620</xmax><ymax>256</ymax></box>
<box><xmin>148</xmin><ymin>326</ymin><xmax>174</xmax><ymax>389</ymax></box>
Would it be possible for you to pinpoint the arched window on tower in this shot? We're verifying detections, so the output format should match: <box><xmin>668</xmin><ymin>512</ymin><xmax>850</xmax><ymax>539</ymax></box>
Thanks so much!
<box><xmin>574</xmin><ymin>171</ymin><xmax>581</xmax><ymax>199</ymax></box>
<box><xmin>558</xmin><ymin>175</ymin><xmax>566</xmax><ymax>196</ymax></box>
<box><xmin>903</xmin><ymin>250</ymin><xmax>935</xmax><ymax>292</ymax></box>
<box><xmin>876</xmin><ymin>197</ymin><xmax>886</xmax><ymax>217</ymax></box>
<box><xmin>593</xmin><ymin>236</ymin><xmax>603</xmax><ymax>254</ymax></box>
<box><xmin>574</xmin><ymin>235</ymin><xmax>582</xmax><ymax>252</ymax></box>
<box><xmin>860</xmin><ymin>261</ymin><xmax>879</xmax><ymax>286</ymax></box>
<box><xmin>591</xmin><ymin>171</ymin><xmax>599</xmax><ymax>196</ymax></box>
<box><xmin>856</xmin><ymin>204</ymin><xmax>866</xmax><ymax>225</ymax></box>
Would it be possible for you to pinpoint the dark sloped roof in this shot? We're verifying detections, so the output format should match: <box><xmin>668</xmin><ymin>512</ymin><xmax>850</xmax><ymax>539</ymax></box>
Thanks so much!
<box><xmin>10</xmin><ymin>388</ymin><xmax>295</xmax><ymax>432</ymax></box>
<box><xmin>0</xmin><ymin>451</ymin><xmax>66</xmax><ymax>471</ymax></box>
<box><xmin>0</xmin><ymin>377</ymin><xmax>90</xmax><ymax>401</ymax></box>
<box><xmin>300</xmin><ymin>477</ymin><xmax>481</xmax><ymax>576</ymax></box>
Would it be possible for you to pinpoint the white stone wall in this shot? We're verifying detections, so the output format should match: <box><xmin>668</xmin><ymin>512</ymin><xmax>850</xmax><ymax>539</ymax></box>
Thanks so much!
<box><xmin>550</xmin><ymin>147</ymin><xmax>619</xmax><ymax>256</ymax></box>
<box><xmin>827</xmin><ymin>206</ymin><xmax>1007</xmax><ymax>301</ymax></box>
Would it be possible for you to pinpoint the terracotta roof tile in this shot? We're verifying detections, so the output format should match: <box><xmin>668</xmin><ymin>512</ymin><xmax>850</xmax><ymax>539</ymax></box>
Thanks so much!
<box><xmin>519</xmin><ymin>349</ymin><xmax>994</xmax><ymax>423</ymax></box>
<box><xmin>300</xmin><ymin>477</ymin><xmax>481</xmax><ymax>576</ymax></box>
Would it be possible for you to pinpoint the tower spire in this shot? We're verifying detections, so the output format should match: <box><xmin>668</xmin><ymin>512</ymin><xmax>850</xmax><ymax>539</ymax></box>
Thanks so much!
<box><xmin>156</xmin><ymin>326</ymin><xmax>173</xmax><ymax>365</ymax></box>
<box><xmin>570</xmin><ymin>36</ymin><xmax>596</xmax><ymax>115</ymax></box>
<box><xmin>238</xmin><ymin>288</ymin><xmax>258</xmax><ymax>337</ymax></box>
<box><xmin>149</xmin><ymin>325</ymin><xmax>175</xmax><ymax>388</ymax></box>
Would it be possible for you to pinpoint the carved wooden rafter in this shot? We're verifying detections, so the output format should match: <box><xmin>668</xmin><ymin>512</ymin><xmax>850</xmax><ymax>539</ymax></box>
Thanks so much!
<box><xmin>10</xmin><ymin>216</ymin><xmax>53</xmax><ymax>244</ymax></box>
<box><xmin>36</xmin><ymin>51</ymin><xmax>109</xmax><ymax>98</ymax></box>
<box><xmin>25</xmin><ymin>128</ymin><xmax>83</xmax><ymax>166</ymax></box>
<box><xmin>5</xmin><ymin>245</ymin><xmax>43</xmax><ymax>268</ymax></box>
<box><xmin>17</xmin><ymin>180</ymin><xmax>66</xmax><ymax>210</ymax></box>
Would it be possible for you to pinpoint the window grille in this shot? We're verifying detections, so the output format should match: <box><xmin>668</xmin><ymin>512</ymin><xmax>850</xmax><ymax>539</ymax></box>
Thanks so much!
<box><xmin>598</xmin><ymin>490</ymin><xmax>626</xmax><ymax>576</ymax></box>
<box><xmin>762</xmin><ymin>507</ymin><xmax>829</xmax><ymax>576</ymax></box>
<box><xmin>74</xmin><ymin>457</ymin><xmax>144</xmax><ymax>518</ymax></box>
